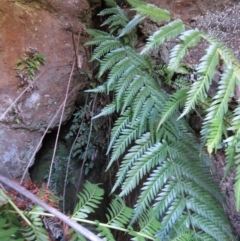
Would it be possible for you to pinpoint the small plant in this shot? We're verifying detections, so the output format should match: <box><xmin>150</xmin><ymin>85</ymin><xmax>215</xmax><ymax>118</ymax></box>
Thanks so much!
<box><xmin>66</xmin><ymin>97</ymin><xmax>107</xmax><ymax>176</ymax></box>
<box><xmin>15</xmin><ymin>47</ymin><xmax>46</xmax><ymax>87</ymax></box>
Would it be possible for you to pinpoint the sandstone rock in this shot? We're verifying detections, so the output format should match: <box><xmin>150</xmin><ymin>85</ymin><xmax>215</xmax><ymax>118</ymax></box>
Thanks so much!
<box><xmin>0</xmin><ymin>0</ymin><xmax>92</xmax><ymax>179</ymax></box>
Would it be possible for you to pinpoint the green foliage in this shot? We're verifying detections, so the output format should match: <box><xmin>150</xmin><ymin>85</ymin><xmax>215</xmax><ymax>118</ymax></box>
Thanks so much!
<box><xmin>85</xmin><ymin>0</ymin><xmax>237</xmax><ymax>240</ymax></box>
<box><xmin>0</xmin><ymin>190</ymin><xmax>47</xmax><ymax>241</ymax></box>
<box><xmin>0</xmin><ymin>181</ymin><xmax>163</xmax><ymax>241</ymax></box>
<box><xmin>66</xmin><ymin>97</ymin><xmax>107</xmax><ymax>175</ymax></box>
<box><xmin>15</xmin><ymin>47</ymin><xmax>46</xmax><ymax>84</ymax></box>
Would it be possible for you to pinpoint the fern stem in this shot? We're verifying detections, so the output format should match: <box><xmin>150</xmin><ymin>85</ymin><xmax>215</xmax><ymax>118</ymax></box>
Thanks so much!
<box><xmin>0</xmin><ymin>190</ymin><xmax>32</xmax><ymax>226</ymax></box>
<box><xmin>72</xmin><ymin>218</ymin><xmax>157</xmax><ymax>240</ymax></box>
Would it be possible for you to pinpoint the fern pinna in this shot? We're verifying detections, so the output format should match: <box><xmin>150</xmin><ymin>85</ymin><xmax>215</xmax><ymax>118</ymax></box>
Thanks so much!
<box><xmin>86</xmin><ymin>0</ymin><xmax>236</xmax><ymax>240</ymax></box>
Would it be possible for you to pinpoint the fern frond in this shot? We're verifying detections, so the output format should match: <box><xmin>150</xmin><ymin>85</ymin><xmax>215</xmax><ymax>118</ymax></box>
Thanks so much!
<box><xmin>133</xmin><ymin>160</ymin><xmax>174</xmax><ymax>221</ymax></box>
<box><xmin>98</xmin><ymin>7</ymin><xmax>122</xmax><ymax>17</ymax></box>
<box><xmin>121</xmin><ymin>75</ymin><xmax>145</xmax><ymax>112</ymax></box>
<box><xmin>85</xmin><ymin>83</ymin><xmax>107</xmax><ymax>93</ymax></box>
<box><xmin>131</xmin><ymin>209</ymin><xmax>161</xmax><ymax>241</ymax></box>
<box><xmin>108</xmin><ymin>121</ymin><xmax>147</xmax><ymax>169</ymax></box>
<box><xmin>157</xmin><ymin>89</ymin><xmax>187</xmax><ymax>129</ymax></box>
<box><xmin>106</xmin><ymin>196</ymin><xmax>133</xmax><ymax>228</ymax></box>
<box><xmin>107</xmin><ymin>108</ymin><xmax>132</xmax><ymax>154</ymax></box>
<box><xmin>157</xmin><ymin>197</ymin><xmax>186</xmax><ymax>238</ymax></box>
<box><xmin>69</xmin><ymin>231</ymin><xmax>87</xmax><ymax>241</ymax></box>
<box><xmin>92</xmin><ymin>101</ymin><xmax>117</xmax><ymax>119</ymax></box>
<box><xmin>168</xmin><ymin>30</ymin><xmax>201</xmax><ymax>71</ymax></box>
<box><xmin>108</xmin><ymin>57</ymin><xmax>132</xmax><ymax>94</ymax></box>
<box><xmin>205</xmin><ymin>117</ymin><xmax>224</xmax><ymax>154</ymax></box>
<box><xmin>96</xmin><ymin>225</ymin><xmax>116</xmax><ymax>241</ymax></box>
<box><xmin>141</xmin><ymin>20</ymin><xmax>185</xmax><ymax>55</ymax></box>
<box><xmin>104</xmin><ymin>0</ymin><xmax>117</xmax><ymax>7</ymax></box>
<box><xmin>112</xmin><ymin>132</ymin><xmax>152</xmax><ymax>192</ymax></box>
<box><xmin>91</xmin><ymin>40</ymin><xmax>122</xmax><ymax>62</ymax></box>
<box><xmin>235</xmin><ymin>162</ymin><xmax>240</xmax><ymax>211</ymax></box>
<box><xmin>0</xmin><ymin>217</ymin><xmax>21</xmax><ymax>241</ymax></box>
<box><xmin>186</xmin><ymin>198</ymin><xmax>233</xmax><ymax>238</ymax></box>
<box><xmin>22</xmin><ymin>206</ymin><xmax>48</xmax><ymax>241</ymax></box>
<box><xmin>118</xmin><ymin>14</ymin><xmax>146</xmax><ymax>38</ymax></box>
<box><xmin>202</xmin><ymin>34</ymin><xmax>239</xmax><ymax>65</ymax></box>
<box><xmin>120</xmin><ymin>142</ymin><xmax>168</xmax><ymax>196</ymax></box>
<box><xmin>180</xmin><ymin>43</ymin><xmax>219</xmax><ymax>118</ymax></box>
<box><xmin>224</xmin><ymin>144</ymin><xmax>235</xmax><ymax>179</ymax></box>
<box><xmin>98</xmin><ymin>47</ymin><xmax>128</xmax><ymax>77</ymax></box>
<box><xmin>115</xmin><ymin>65</ymin><xmax>138</xmax><ymax>109</ymax></box>
<box><xmin>191</xmin><ymin>214</ymin><xmax>231</xmax><ymax>241</ymax></box>
<box><xmin>205</xmin><ymin>66</ymin><xmax>236</xmax><ymax>122</ymax></box>
<box><xmin>72</xmin><ymin>181</ymin><xmax>104</xmax><ymax>219</ymax></box>
<box><xmin>129</xmin><ymin>1</ymin><xmax>170</xmax><ymax>22</ymax></box>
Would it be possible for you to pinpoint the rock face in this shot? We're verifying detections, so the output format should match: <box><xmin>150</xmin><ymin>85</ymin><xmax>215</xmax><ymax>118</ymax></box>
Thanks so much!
<box><xmin>0</xmin><ymin>0</ymin><xmax>99</xmax><ymax>180</ymax></box>
<box><xmin>147</xmin><ymin>0</ymin><xmax>240</xmax><ymax>21</ymax></box>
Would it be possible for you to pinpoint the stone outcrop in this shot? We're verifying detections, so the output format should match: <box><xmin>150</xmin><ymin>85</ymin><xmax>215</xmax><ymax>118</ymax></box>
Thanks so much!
<box><xmin>0</xmin><ymin>0</ymin><xmax>99</xmax><ymax>180</ymax></box>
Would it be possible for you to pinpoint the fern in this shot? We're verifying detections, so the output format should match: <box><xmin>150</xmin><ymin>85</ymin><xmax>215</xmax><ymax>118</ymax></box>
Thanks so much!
<box><xmin>86</xmin><ymin>0</ymin><xmax>236</xmax><ymax>240</ymax></box>
<box><xmin>72</xmin><ymin>181</ymin><xmax>104</xmax><ymax>219</ymax></box>
<box><xmin>21</xmin><ymin>206</ymin><xmax>48</xmax><ymax>241</ymax></box>
<box><xmin>129</xmin><ymin>0</ymin><xmax>170</xmax><ymax>22</ymax></box>
<box><xmin>168</xmin><ymin>30</ymin><xmax>201</xmax><ymax>72</ymax></box>
<box><xmin>141</xmin><ymin>20</ymin><xmax>185</xmax><ymax>55</ymax></box>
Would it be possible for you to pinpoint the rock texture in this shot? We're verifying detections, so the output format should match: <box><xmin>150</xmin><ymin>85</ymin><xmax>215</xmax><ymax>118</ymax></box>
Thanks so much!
<box><xmin>0</xmin><ymin>0</ymin><xmax>98</xmax><ymax>180</ymax></box>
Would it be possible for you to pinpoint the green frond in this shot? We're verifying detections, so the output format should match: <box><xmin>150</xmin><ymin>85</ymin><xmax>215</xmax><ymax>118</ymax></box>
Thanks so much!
<box><xmin>170</xmin><ymin>231</ymin><xmax>196</xmax><ymax>241</ymax></box>
<box><xmin>108</xmin><ymin>57</ymin><xmax>132</xmax><ymax>94</ymax></box>
<box><xmin>227</xmin><ymin>104</ymin><xmax>240</xmax><ymax>133</ymax></box>
<box><xmin>112</xmin><ymin>132</ymin><xmax>152</xmax><ymax>192</ymax></box>
<box><xmin>235</xmin><ymin>160</ymin><xmax>240</xmax><ymax>211</ymax></box>
<box><xmin>224</xmin><ymin>144</ymin><xmax>235</xmax><ymax>180</ymax></box>
<box><xmin>118</xmin><ymin>14</ymin><xmax>146</xmax><ymax>38</ymax></box>
<box><xmin>121</xmin><ymin>75</ymin><xmax>145</xmax><ymax>112</ymax></box>
<box><xmin>202</xmin><ymin>33</ymin><xmax>239</xmax><ymax>65</ymax></box>
<box><xmin>108</xmin><ymin>121</ymin><xmax>147</xmax><ymax>169</ymax></box>
<box><xmin>85</xmin><ymin>83</ymin><xmax>107</xmax><ymax>93</ymax></box>
<box><xmin>180</xmin><ymin>43</ymin><xmax>219</xmax><ymax>118</ymax></box>
<box><xmin>96</xmin><ymin>225</ymin><xmax>116</xmax><ymax>241</ymax></box>
<box><xmin>106</xmin><ymin>196</ymin><xmax>133</xmax><ymax>228</ymax></box>
<box><xmin>72</xmin><ymin>181</ymin><xmax>104</xmax><ymax>219</ymax></box>
<box><xmin>85</xmin><ymin>29</ymin><xmax>109</xmax><ymax>39</ymax></box>
<box><xmin>168</xmin><ymin>30</ymin><xmax>201</xmax><ymax>71</ymax></box>
<box><xmin>98</xmin><ymin>7</ymin><xmax>121</xmax><ymax>17</ymax></box>
<box><xmin>185</xmin><ymin>198</ymin><xmax>233</xmax><ymax>238</ymax></box>
<box><xmin>205</xmin><ymin>66</ymin><xmax>236</xmax><ymax>121</ymax></box>
<box><xmin>132</xmin><ymin>209</ymin><xmax>161</xmax><ymax>240</ymax></box>
<box><xmin>133</xmin><ymin>160</ymin><xmax>174</xmax><ymax>221</ymax></box>
<box><xmin>138</xmin><ymin>98</ymin><xmax>155</xmax><ymax>134</ymax></box>
<box><xmin>107</xmin><ymin>108</ymin><xmax>132</xmax><ymax>154</ymax></box>
<box><xmin>91</xmin><ymin>39</ymin><xmax>121</xmax><ymax>62</ymax></box>
<box><xmin>104</xmin><ymin>0</ymin><xmax>117</xmax><ymax>7</ymax></box>
<box><xmin>120</xmin><ymin>142</ymin><xmax>168</xmax><ymax>196</ymax></box>
<box><xmin>205</xmin><ymin>118</ymin><xmax>224</xmax><ymax>154</ymax></box>
<box><xmin>85</xmin><ymin>35</ymin><xmax>115</xmax><ymax>46</ymax></box>
<box><xmin>22</xmin><ymin>206</ymin><xmax>48</xmax><ymax>241</ymax></box>
<box><xmin>115</xmin><ymin>65</ymin><xmax>138</xmax><ymax>109</ymax></box>
<box><xmin>92</xmin><ymin>101</ymin><xmax>116</xmax><ymax>119</ymax></box>
<box><xmin>153</xmin><ymin>179</ymin><xmax>182</xmax><ymax>219</ymax></box>
<box><xmin>157</xmin><ymin>89</ymin><xmax>187</xmax><ymax>129</ymax></box>
<box><xmin>0</xmin><ymin>217</ymin><xmax>21</xmax><ymax>241</ymax></box>
<box><xmin>129</xmin><ymin>1</ymin><xmax>170</xmax><ymax>22</ymax></box>
<box><xmin>69</xmin><ymin>230</ymin><xmax>87</xmax><ymax>241</ymax></box>
<box><xmin>191</xmin><ymin>214</ymin><xmax>231</xmax><ymax>241</ymax></box>
<box><xmin>101</xmin><ymin>14</ymin><xmax>128</xmax><ymax>31</ymax></box>
<box><xmin>98</xmin><ymin>47</ymin><xmax>128</xmax><ymax>77</ymax></box>
<box><xmin>141</xmin><ymin>20</ymin><xmax>185</xmax><ymax>55</ymax></box>
<box><xmin>157</xmin><ymin>197</ymin><xmax>186</xmax><ymax>239</ymax></box>
<box><xmin>172</xmin><ymin>77</ymin><xmax>191</xmax><ymax>90</ymax></box>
